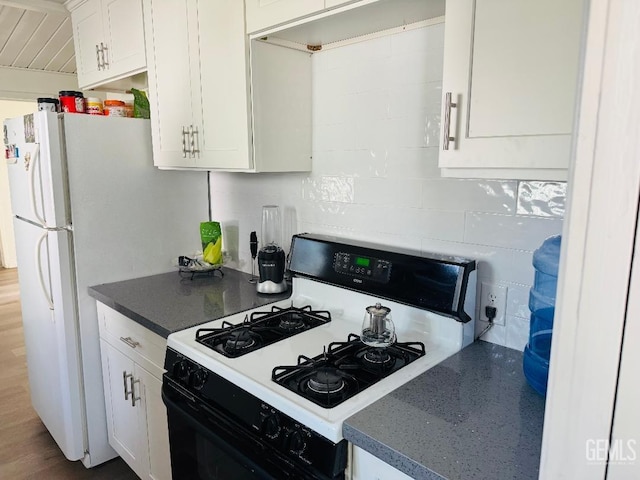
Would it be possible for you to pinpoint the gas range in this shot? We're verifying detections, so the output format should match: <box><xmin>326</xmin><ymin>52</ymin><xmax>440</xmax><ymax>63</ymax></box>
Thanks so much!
<box><xmin>162</xmin><ymin>234</ymin><xmax>476</xmax><ymax>480</ymax></box>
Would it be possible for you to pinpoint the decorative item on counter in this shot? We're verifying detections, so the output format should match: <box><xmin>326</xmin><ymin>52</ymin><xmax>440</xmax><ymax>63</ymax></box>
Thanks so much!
<box><xmin>103</xmin><ymin>100</ymin><xmax>126</xmax><ymax>117</ymax></box>
<box><xmin>37</xmin><ymin>98</ymin><xmax>59</xmax><ymax>112</ymax></box>
<box><xmin>59</xmin><ymin>91</ymin><xmax>85</xmax><ymax>113</ymax></box>
<box><xmin>85</xmin><ymin>97</ymin><xmax>103</xmax><ymax>115</ymax></box>
<box><xmin>130</xmin><ymin>88</ymin><xmax>150</xmax><ymax>119</ymax></box>
<box><xmin>175</xmin><ymin>254</ymin><xmax>224</xmax><ymax>280</ymax></box>
<box><xmin>523</xmin><ymin>234</ymin><xmax>561</xmax><ymax>396</ymax></box>
<box><xmin>200</xmin><ymin>221</ymin><xmax>223</xmax><ymax>265</ymax></box>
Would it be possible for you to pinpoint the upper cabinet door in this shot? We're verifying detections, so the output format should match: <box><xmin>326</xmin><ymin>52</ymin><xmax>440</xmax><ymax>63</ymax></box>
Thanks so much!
<box><xmin>245</xmin><ymin>0</ymin><xmax>325</xmax><ymax>34</ymax></box>
<box><xmin>194</xmin><ymin>0</ymin><xmax>252</xmax><ymax>170</ymax></box>
<box><xmin>101</xmin><ymin>0</ymin><xmax>146</xmax><ymax>80</ymax></box>
<box><xmin>143</xmin><ymin>0</ymin><xmax>196</xmax><ymax>168</ymax></box>
<box><xmin>439</xmin><ymin>0</ymin><xmax>584</xmax><ymax>180</ymax></box>
<box><xmin>71</xmin><ymin>0</ymin><xmax>104</xmax><ymax>89</ymax></box>
<box><xmin>70</xmin><ymin>0</ymin><xmax>147</xmax><ymax>89</ymax></box>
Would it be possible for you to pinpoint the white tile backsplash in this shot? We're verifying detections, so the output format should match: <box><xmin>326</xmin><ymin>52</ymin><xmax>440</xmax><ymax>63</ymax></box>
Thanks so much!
<box><xmin>354</xmin><ymin>177</ymin><xmax>421</xmax><ymax>208</ymax></box>
<box><xmin>464</xmin><ymin>212</ymin><xmax>563</xmax><ymax>251</ymax></box>
<box><xmin>517</xmin><ymin>181</ymin><xmax>567</xmax><ymax>217</ymax></box>
<box><xmin>209</xmin><ymin>23</ymin><xmax>564</xmax><ymax>352</ymax></box>
<box><xmin>506</xmin><ymin>315</ymin><xmax>531</xmax><ymax>351</ymax></box>
<box><xmin>422</xmin><ymin>179</ymin><xmax>518</xmax><ymax>214</ymax></box>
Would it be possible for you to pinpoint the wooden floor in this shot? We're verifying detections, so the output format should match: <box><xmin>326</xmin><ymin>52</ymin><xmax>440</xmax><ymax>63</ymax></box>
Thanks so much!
<box><xmin>0</xmin><ymin>268</ymin><xmax>138</xmax><ymax>479</ymax></box>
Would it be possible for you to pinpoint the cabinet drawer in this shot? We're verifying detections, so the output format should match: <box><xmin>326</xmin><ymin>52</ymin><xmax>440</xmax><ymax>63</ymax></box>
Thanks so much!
<box><xmin>97</xmin><ymin>302</ymin><xmax>166</xmax><ymax>374</ymax></box>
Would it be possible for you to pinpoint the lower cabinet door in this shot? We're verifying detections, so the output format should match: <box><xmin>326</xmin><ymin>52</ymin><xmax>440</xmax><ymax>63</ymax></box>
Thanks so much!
<box><xmin>351</xmin><ymin>446</ymin><xmax>413</xmax><ymax>480</ymax></box>
<box><xmin>101</xmin><ymin>339</ymin><xmax>145</xmax><ymax>475</ymax></box>
<box><xmin>136</xmin><ymin>364</ymin><xmax>171</xmax><ymax>480</ymax></box>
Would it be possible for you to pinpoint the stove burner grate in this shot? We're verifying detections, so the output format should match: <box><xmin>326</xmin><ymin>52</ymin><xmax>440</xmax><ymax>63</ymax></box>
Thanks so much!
<box><xmin>272</xmin><ymin>334</ymin><xmax>426</xmax><ymax>408</ymax></box>
<box><xmin>195</xmin><ymin>305</ymin><xmax>331</xmax><ymax>358</ymax></box>
<box><xmin>224</xmin><ymin>329</ymin><xmax>258</xmax><ymax>353</ymax></box>
<box><xmin>278</xmin><ymin>312</ymin><xmax>306</xmax><ymax>331</ymax></box>
<box><xmin>363</xmin><ymin>348</ymin><xmax>393</xmax><ymax>365</ymax></box>
<box><xmin>307</xmin><ymin>368</ymin><xmax>346</xmax><ymax>394</ymax></box>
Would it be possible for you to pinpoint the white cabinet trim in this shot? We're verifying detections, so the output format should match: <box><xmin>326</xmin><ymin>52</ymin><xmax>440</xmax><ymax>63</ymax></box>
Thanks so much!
<box><xmin>539</xmin><ymin>0</ymin><xmax>640</xmax><ymax>477</ymax></box>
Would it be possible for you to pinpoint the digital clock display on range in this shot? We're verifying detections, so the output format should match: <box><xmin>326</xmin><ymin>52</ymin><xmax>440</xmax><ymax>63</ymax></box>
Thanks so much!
<box><xmin>333</xmin><ymin>252</ymin><xmax>391</xmax><ymax>283</ymax></box>
<box><xmin>355</xmin><ymin>257</ymin><xmax>370</xmax><ymax>267</ymax></box>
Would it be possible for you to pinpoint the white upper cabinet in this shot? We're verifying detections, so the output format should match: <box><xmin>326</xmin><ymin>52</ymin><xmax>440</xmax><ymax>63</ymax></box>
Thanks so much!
<box><xmin>143</xmin><ymin>0</ymin><xmax>195</xmax><ymax>169</ymax></box>
<box><xmin>143</xmin><ymin>0</ymin><xmax>312</xmax><ymax>172</ymax></box>
<box><xmin>438</xmin><ymin>0</ymin><xmax>584</xmax><ymax>180</ymax></box>
<box><xmin>68</xmin><ymin>0</ymin><xmax>146</xmax><ymax>90</ymax></box>
<box><xmin>70</xmin><ymin>1</ymin><xmax>103</xmax><ymax>87</ymax></box>
<box><xmin>246</xmin><ymin>0</ymin><xmax>325</xmax><ymax>34</ymax></box>
<box><xmin>143</xmin><ymin>0</ymin><xmax>251</xmax><ymax>170</ymax></box>
<box><xmin>245</xmin><ymin>0</ymin><xmax>366</xmax><ymax>34</ymax></box>
<box><xmin>195</xmin><ymin>0</ymin><xmax>252</xmax><ymax>170</ymax></box>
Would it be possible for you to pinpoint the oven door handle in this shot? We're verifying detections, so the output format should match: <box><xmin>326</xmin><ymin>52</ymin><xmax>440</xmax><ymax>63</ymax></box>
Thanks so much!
<box><xmin>162</xmin><ymin>390</ymin><xmax>291</xmax><ymax>480</ymax></box>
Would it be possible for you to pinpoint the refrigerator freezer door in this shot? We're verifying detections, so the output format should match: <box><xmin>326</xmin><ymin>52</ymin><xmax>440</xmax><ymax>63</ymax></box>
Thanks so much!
<box><xmin>5</xmin><ymin>115</ymin><xmax>47</xmax><ymax>225</ymax></box>
<box><xmin>5</xmin><ymin>112</ymin><xmax>69</xmax><ymax>228</ymax></box>
<box><xmin>12</xmin><ymin>218</ymin><xmax>85</xmax><ymax>461</ymax></box>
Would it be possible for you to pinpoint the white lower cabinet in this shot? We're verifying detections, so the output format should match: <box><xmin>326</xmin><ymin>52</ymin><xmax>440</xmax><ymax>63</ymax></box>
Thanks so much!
<box><xmin>97</xmin><ymin>303</ymin><xmax>171</xmax><ymax>480</ymax></box>
<box><xmin>351</xmin><ymin>446</ymin><xmax>412</xmax><ymax>480</ymax></box>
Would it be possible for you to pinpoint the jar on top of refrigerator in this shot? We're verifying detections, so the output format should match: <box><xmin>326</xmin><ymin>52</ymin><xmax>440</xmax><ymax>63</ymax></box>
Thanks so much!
<box><xmin>59</xmin><ymin>91</ymin><xmax>85</xmax><ymax>113</ymax></box>
<box><xmin>103</xmin><ymin>100</ymin><xmax>126</xmax><ymax>117</ymax></box>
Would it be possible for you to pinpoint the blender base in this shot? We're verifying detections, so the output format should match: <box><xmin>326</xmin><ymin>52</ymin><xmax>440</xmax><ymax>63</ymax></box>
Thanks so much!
<box><xmin>256</xmin><ymin>280</ymin><xmax>288</xmax><ymax>294</ymax></box>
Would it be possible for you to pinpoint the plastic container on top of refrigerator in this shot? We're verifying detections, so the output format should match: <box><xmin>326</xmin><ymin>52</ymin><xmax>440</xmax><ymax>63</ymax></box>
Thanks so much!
<box><xmin>523</xmin><ymin>234</ymin><xmax>561</xmax><ymax>396</ymax></box>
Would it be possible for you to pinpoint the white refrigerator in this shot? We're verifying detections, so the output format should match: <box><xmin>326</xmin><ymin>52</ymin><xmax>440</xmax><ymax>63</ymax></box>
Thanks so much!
<box><xmin>3</xmin><ymin>111</ymin><xmax>208</xmax><ymax>467</ymax></box>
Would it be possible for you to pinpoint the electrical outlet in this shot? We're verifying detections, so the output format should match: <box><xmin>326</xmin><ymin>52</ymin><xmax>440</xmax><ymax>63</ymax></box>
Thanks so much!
<box><xmin>479</xmin><ymin>282</ymin><xmax>508</xmax><ymax>325</ymax></box>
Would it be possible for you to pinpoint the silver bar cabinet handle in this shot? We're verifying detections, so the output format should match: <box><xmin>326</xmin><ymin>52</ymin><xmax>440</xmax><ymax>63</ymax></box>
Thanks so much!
<box><xmin>96</xmin><ymin>45</ymin><xmax>102</xmax><ymax>70</ymax></box>
<box><xmin>182</xmin><ymin>126</ymin><xmax>188</xmax><ymax>157</ymax></box>
<box><xmin>122</xmin><ymin>371</ymin><xmax>132</xmax><ymax>400</ymax></box>
<box><xmin>442</xmin><ymin>92</ymin><xmax>457</xmax><ymax>150</ymax></box>
<box><xmin>188</xmin><ymin>125</ymin><xmax>195</xmax><ymax>157</ymax></box>
<box><xmin>190</xmin><ymin>126</ymin><xmax>199</xmax><ymax>156</ymax></box>
<box><xmin>100</xmin><ymin>42</ymin><xmax>108</xmax><ymax>68</ymax></box>
<box><xmin>130</xmin><ymin>376</ymin><xmax>140</xmax><ymax>407</ymax></box>
<box><xmin>119</xmin><ymin>336</ymin><xmax>140</xmax><ymax>349</ymax></box>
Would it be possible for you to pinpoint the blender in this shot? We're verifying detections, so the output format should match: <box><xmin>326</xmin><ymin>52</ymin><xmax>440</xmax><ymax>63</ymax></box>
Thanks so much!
<box><xmin>256</xmin><ymin>205</ymin><xmax>287</xmax><ymax>294</ymax></box>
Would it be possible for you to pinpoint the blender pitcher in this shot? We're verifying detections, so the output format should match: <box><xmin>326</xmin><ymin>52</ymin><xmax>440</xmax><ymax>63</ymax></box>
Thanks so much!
<box><xmin>256</xmin><ymin>205</ymin><xmax>287</xmax><ymax>294</ymax></box>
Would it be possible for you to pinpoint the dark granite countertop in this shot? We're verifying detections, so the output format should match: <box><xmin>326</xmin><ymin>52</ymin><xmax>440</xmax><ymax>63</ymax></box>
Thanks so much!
<box><xmin>343</xmin><ymin>341</ymin><xmax>545</xmax><ymax>480</ymax></box>
<box><xmin>88</xmin><ymin>267</ymin><xmax>291</xmax><ymax>338</ymax></box>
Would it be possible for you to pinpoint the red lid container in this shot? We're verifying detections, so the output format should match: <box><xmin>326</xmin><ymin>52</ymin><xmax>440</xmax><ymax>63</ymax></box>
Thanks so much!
<box><xmin>59</xmin><ymin>91</ymin><xmax>85</xmax><ymax>113</ymax></box>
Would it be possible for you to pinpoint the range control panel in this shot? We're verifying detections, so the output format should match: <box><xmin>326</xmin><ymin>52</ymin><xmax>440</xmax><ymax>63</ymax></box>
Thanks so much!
<box><xmin>333</xmin><ymin>252</ymin><xmax>391</xmax><ymax>283</ymax></box>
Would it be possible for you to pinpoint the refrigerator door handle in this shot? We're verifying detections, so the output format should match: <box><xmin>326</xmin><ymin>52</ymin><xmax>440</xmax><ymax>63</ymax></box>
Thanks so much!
<box><xmin>28</xmin><ymin>143</ymin><xmax>47</xmax><ymax>227</ymax></box>
<box><xmin>35</xmin><ymin>230</ymin><xmax>54</xmax><ymax>311</ymax></box>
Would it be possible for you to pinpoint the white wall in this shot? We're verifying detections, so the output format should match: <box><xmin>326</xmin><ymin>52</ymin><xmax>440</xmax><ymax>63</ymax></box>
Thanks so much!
<box><xmin>1</xmin><ymin>100</ymin><xmax>36</xmax><ymax>268</ymax></box>
<box><xmin>209</xmin><ymin>23</ymin><xmax>565</xmax><ymax>351</ymax></box>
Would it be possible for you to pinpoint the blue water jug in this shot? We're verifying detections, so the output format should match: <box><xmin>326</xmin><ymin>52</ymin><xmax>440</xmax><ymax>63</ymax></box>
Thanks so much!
<box><xmin>523</xmin><ymin>235</ymin><xmax>561</xmax><ymax>396</ymax></box>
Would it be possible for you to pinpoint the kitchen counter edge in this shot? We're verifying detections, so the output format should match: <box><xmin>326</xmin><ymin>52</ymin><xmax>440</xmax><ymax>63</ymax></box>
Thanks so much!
<box><xmin>343</xmin><ymin>341</ymin><xmax>546</xmax><ymax>480</ymax></box>
<box><xmin>88</xmin><ymin>267</ymin><xmax>292</xmax><ymax>338</ymax></box>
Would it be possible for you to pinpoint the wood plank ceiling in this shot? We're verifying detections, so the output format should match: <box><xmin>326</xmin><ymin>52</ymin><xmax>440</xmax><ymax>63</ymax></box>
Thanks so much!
<box><xmin>0</xmin><ymin>0</ymin><xmax>76</xmax><ymax>74</ymax></box>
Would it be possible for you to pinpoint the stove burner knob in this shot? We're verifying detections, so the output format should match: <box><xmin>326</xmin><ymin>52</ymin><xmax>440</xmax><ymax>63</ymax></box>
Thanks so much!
<box><xmin>287</xmin><ymin>431</ymin><xmax>306</xmax><ymax>456</ymax></box>
<box><xmin>190</xmin><ymin>368</ymin><xmax>208</xmax><ymax>390</ymax></box>
<box><xmin>173</xmin><ymin>360</ymin><xmax>191</xmax><ymax>383</ymax></box>
<box><xmin>260</xmin><ymin>413</ymin><xmax>281</xmax><ymax>440</ymax></box>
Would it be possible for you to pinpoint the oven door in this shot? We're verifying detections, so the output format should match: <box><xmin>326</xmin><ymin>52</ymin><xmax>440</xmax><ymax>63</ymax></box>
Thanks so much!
<box><xmin>162</xmin><ymin>380</ymin><xmax>338</xmax><ymax>480</ymax></box>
